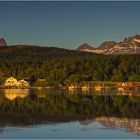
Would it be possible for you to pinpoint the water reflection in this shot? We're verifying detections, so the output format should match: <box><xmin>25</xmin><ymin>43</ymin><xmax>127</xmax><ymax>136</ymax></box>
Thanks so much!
<box><xmin>2</xmin><ymin>88</ymin><xmax>140</xmax><ymax>101</ymax></box>
<box><xmin>117</xmin><ymin>89</ymin><xmax>135</xmax><ymax>95</ymax></box>
<box><xmin>0</xmin><ymin>117</ymin><xmax>140</xmax><ymax>137</ymax></box>
<box><xmin>4</xmin><ymin>89</ymin><xmax>29</xmax><ymax>100</ymax></box>
<box><xmin>96</xmin><ymin>117</ymin><xmax>140</xmax><ymax>135</ymax></box>
<box><xmin>3</xmin><ymin>89</ymin><xmax>48</xmax><ymax>100</ymax></box>
<box><xmin>80</xmin><ymin>117</ymin><xmax>140</xmax><ymax>135</ymax></box>
<box><xmin>80</xmin><ymin>119</ymin><xmax>94</xmax><ymax>125</ymax></box>
<box><xmin>32</xmin><ymin>89</ymin><xmax>46</xmax><ymax>98</ymax></box>
<box><xmin>67</xmin><ymin>88</ymin><xmax>138</xmax><ymax>95</ymax></box>
<box><xmin>0</xmin><ymin>88</ymin><xmax>140</xmax><ymax>138</ymax></box>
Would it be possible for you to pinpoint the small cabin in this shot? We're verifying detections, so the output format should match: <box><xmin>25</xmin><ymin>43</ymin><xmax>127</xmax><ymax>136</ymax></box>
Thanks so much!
<box><xmin>68</xmin><ymin>85</ymin><xmax>78</xmax><ymax>91</ymax></box>
<box><xmin>4</xmin><ymin>77</ymin><xmax>29</xmax><ymax>88</ymax></box>
<box><xmin>4</xmin><ymin>77</ymin><xmax>18</xmax><ymax>87</ymax></box>
<box><xmin>82</xmin><ymin>85</ymin><xmax>90</xmax><ymax>91</ymax></box>
<box><xmin>95</xmin><ymin>85</ymin><xmax>102</xmax><ymax>91</ymax></box>
<box><xmin>17</xmin><ymin>79</ymin><xmax>29</xmax><ymax>87</ymax></box>
<box><xmin>68</xmin><ymin>85</ymin><xmax>75</xmax><ymax>90</ymax></box>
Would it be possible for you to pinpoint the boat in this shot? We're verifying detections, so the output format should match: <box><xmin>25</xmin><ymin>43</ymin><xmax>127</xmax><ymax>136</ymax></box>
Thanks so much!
<box><xmin>118</xmin><ymin>87</ymin><xmax>125</xmax><ymax>91</ymax></box>
<box><xmin>118</xmin><ymin>87</ymin><xmax>124</xmax><ymax>91</ymax></box>
<box><xmin>95</xmin><ymin>84</ymin><xmax>110</xmax><ymax>91</ymax></box>
<box><xmin>117</xmin><ymin>82</ymin><xmax>136</xmax><ymax>91</ymax></box>
<box><xmin>81</xmin><ymin>85</ymin><xmax>90</xmax><ymax>91</ymax></box>
<box><xmin>95</xmin><ymin>85</ymin><xmax>103</xmax><ymax>91</ymax></box>
<box><xmin>68</xmin><ymin>85</ymin><xmax>78</xmax><ymax>91</ymax></box>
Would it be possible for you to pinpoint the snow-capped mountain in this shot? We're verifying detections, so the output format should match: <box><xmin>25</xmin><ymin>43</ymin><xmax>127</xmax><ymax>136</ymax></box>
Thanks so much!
<box><xmin>77</xmin><ymin>35</ymin><xmax>140</xmax><ymax>55</ymax></box>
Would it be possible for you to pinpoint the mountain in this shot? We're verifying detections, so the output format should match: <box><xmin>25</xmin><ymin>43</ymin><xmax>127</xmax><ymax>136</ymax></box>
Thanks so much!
<box><xmin>77</xmin><ymin>43</ymin><xmax>95</xmax><ymax>52</ymax></box>
<box><xmin>0</xmin><ymin>38</ymin><xmax>7</xmax><ymax>47</ymax></box>
<box><xmin>77</xmin><ymin>35</ymin><xmax>140</xmax><ymax>55</ymax></box>
<box><xmin>2</xmin><ymin>35</ymin><xmax>140</xmax><ymax>55</ymax></box>
<box><xmin>98</xmin><ymin>41</ymin><xmax>117</xmax><ymax>50</ymax></box>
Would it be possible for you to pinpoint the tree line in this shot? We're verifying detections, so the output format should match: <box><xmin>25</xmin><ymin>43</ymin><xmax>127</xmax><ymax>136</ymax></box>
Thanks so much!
<box><xmin>0</xmin><ymin>45</ymin><xmax>140</xmax><ymax>85</ymax></box>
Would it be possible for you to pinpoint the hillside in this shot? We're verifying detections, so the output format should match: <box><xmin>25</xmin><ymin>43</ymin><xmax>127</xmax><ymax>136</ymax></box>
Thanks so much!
<box><xmin>0</xmin><ymin>45</ymin><xmax>97</xmax><ymax>62</ymax></box>
<box><xmin>0</xmin><ymin>45</ymin><xmax>140</xmax><ymax>85</ymax></box>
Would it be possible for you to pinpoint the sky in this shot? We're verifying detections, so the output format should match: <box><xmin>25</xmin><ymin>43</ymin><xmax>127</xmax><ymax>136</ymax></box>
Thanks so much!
<box><xmin>0</xmin><ymin>1</ymin><xmax>140</xmax><ymax>49</ymax></box>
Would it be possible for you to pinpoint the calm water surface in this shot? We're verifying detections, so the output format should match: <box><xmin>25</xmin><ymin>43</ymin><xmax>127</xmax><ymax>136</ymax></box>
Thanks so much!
<box><xmin>0</xmin><ymin>88</ymin><xmax>140</xmax><ymax>139</ymax></box>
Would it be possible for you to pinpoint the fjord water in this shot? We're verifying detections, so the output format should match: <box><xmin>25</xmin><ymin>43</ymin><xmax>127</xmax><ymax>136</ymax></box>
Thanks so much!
<box><xmin>0</xmin><ymin>89</ymin><xmax>140</xmax><ymax>138</ymax></box>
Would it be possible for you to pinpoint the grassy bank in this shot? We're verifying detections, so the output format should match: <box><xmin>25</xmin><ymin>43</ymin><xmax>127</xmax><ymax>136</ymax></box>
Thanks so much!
<box><xmin>33</xmin><ymin>80</ymin><xmax>140</xmax><ymax>88</ymax></box>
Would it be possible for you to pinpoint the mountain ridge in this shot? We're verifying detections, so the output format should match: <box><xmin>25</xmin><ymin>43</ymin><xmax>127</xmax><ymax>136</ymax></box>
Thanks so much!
<box><xmin>77</xmin><ymin>35</ymin><xmax>140</xmax><ymax>55</ymax></box>
<box><xmin>77</xmin><ymin>43</ymin><xmax>95</xmax><ymax>51</ymax></box>
<box><xmin>1</xmin><ymin>35</ymin><xmax>140</xmax><ymax>55</ymax></box>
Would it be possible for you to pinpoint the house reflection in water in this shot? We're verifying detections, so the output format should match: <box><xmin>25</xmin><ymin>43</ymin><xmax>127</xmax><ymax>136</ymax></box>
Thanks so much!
<box><xmin>4</xmin><ymin>89</ymin><xmax>30</xmax><ymax>100</ymax></box>
<box><xmin>31</xmin><ymin>89</ymin><xmax>47</xmax><ymax>98</ymax></box>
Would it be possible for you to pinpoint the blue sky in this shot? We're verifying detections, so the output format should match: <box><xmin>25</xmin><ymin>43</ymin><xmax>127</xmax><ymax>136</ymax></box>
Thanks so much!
<box><xmin>0</xmin><ymin>1</ymin><xmax>140</xmax><ymax>49</ymax></box>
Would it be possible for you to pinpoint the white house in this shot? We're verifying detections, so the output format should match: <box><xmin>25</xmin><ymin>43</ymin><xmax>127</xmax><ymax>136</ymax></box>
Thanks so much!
<box><xmin>17</xmin><ymin>79</ymin><xmax>29</xmax><ymax>87</ymax></box>
<box><xmin>4</xmin><ymin>77</ymin><xmax>29</xmax><ymax>88</ymax></box>
<box><xmin>4</xmin><ymin>77</ymin><xmax>18</xmax><ymax>87</ymax></box>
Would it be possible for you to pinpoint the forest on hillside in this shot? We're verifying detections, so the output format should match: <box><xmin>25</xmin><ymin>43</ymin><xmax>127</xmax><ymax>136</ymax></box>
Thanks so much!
<box><xmin>0</xmin><ymin>45</ymin><xmax>140</xmax><ymax>85</ymax></box>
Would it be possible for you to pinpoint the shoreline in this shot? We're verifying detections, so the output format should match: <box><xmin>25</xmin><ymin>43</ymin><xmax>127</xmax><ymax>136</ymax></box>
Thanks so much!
<box><xmin>1</xmin><ymin>81</ymin><xmax>140</xmax><ymax>90</ymax></box>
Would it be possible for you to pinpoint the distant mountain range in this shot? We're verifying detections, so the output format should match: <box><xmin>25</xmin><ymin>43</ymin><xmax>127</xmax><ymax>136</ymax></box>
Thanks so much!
<box><xmin>77</xmin><ymin>35</ymin><xmax>140</xmax><ymax>55</ymax></box>
<box><xmin>2</xmin><ymin>35</ymin><xmax>140</xmax><ymax>55</ymax></box>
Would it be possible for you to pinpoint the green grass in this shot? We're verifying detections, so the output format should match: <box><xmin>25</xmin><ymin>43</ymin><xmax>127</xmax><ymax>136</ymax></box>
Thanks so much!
<box><xmin>133</xmin><ymin>82</ymin><xmax>140</xmax><ymax>86</ymax></box>
<box><xmin>81</xmin><ymin>81</ymin><xmax>117</xmax><ymax>87</ymax></box>
<box><xmin>81</xmin><ymin>81</ymin><xmax>140</xmax><ymax>87</ymax></box>
<box><xmin>33</xmin><ymin>80</ymin><xmax>48</xmax><ymax>87</ymax></box>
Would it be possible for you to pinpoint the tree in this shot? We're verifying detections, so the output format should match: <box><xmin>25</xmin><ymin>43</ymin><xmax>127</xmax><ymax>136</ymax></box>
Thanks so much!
<box><xmin>129</xmin><ymin>75</ymin><xmax>140</xmax><ymax>82</ymax></box>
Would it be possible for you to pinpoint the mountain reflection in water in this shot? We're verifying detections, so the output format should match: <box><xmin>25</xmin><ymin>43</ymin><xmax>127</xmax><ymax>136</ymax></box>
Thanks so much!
<box><xmin>80</xmin><ymin>117</ymin><xmax>140</xmax><ymax>135</ymax></box>
<box><xmin>0</xmin><ymin>117</ymin><xmax>140</xmax><ymax>137</ymax></box>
